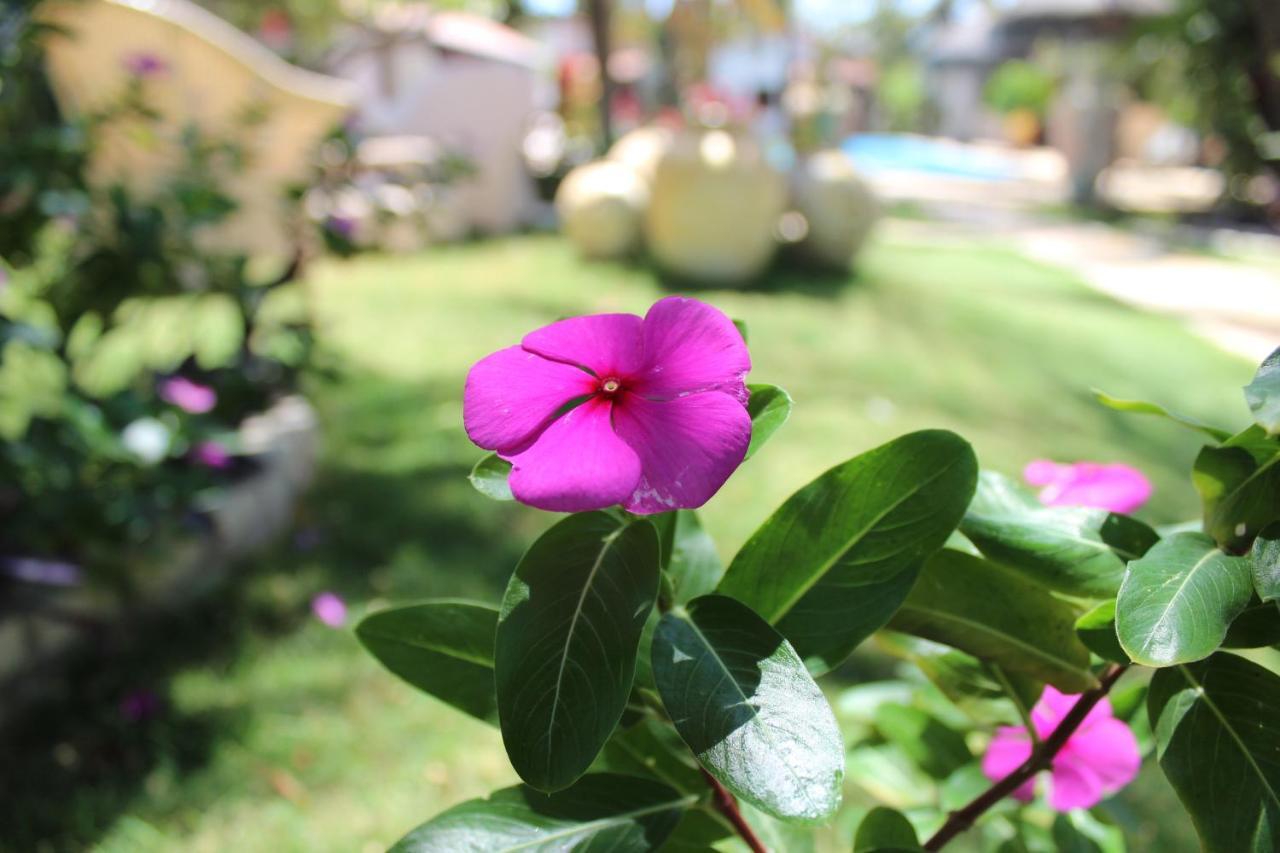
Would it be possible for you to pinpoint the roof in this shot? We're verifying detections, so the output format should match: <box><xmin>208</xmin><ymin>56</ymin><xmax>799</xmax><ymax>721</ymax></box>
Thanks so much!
<box><xmin>363</xmin><ymin>4</ymin><xmax>542</xmax><ymax>69</ymax></box>
<box><xmin>1003</xmin><ymin>0</ymin><xmax>1173</xmax><ymax>23</ymax></box>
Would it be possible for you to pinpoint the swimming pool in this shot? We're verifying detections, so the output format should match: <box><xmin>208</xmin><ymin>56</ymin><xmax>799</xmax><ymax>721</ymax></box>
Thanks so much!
<box><xmin>842</xmin><ymin>134</ymin><xmax>1017</xmax><ymax>181</ymax></box>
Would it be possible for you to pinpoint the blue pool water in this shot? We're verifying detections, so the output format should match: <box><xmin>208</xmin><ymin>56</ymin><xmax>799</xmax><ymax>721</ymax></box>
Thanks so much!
<box><xmin>842</xmin><ymin>134</ymin><xmax>1016</xmax><ymax>181</ymax></box>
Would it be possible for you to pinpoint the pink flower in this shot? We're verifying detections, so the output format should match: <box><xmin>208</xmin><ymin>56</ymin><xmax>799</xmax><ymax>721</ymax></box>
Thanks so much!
<box><xmin>159</xmin><ymin>377</ymin><xmax>217</xmax><ymax>414</ymax></box>
<box><xmin>463</xmin><ymin>297</ymin><xmax>751</xmax><ymax>513</ymax></box>
<box><xmin>192</xmin><ymin>441</ymin><xmax>232</xmax><ymax>469</ymax></box>
<box><xmin>311</xmin><ymin>592</ymin><xmax>347</xmax><ymax>628</ymax></box>
<box><xmin>983</xmin><ymin>686</ymin><xmax>1141</xmax><ymax>811</ymax></box>
<box><xmin>1023</xmin><ymin>460</ymin><xmax>1151</xmax><ymax>514</ymax></box>
<box><xmin>122</xmin><ymin>52</ymin><xmax>168</xmax><ymax>79</ymax></box>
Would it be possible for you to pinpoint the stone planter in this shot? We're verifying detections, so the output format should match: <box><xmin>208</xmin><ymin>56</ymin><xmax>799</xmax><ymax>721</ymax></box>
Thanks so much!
<box><xmin>0</xmin><ymin>396</ymin><xmax>319</xmax><ymax>727</ymax></box>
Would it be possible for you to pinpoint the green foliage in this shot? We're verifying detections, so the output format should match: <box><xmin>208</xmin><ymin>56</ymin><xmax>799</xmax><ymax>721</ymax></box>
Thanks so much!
<box><xmin>889</xmin><ymin>550</ymin><xmax>1096</xmax><ymax>692</ymax></box>
<box><xmin>356</xmin><ymin>600</ymin><xmax>499</xmax><ymax>724</ymax></box>
<box><xmin>960</xmin><ymin>471</ymin><xmax>1159</xmax><ymax>598</ymax></box>
<box><xmin>1149</xmin><ymin>654</ymin><xmax>1280</xmax><ymax>853</ymax></box>
<box><xmin>1116</xmin><ymin>533</ymin><xmax>1254</xmax><ymax>666</ymax></box>
<box><xmin>388</xmin><ymin>774</ymin><xmax>693</xmax><ymax>852</ymax></box>
<box><xmin>652</xmin><ymin>595</ymin><xmax>844</xmax><ymax>822</ymax></box>
<box><xmin>1245</xmin><ymin>347</ymin><xmax>1280</xmax><ymax>434</ymax></box>
<box><xmin>983</xmin><ymin>60</ymin><xmax>1057</xmax><ymax>118</ymax></box>
<box><xmin>854</xmin><ymin>806</ymin><xmax>920</xmax><ymax>852</ymax></box>
<box><xmin>744</xmin><ymin>383</ymin><xmax>793</xmax><ymax>460</ymax></box>
<box><xmin>718</xmin><ymin>430</ymin><xmax>977</xmax><ymax>673</ymax></box>
<box><xmin>650</xmin><ymin>510</ymin><xmax>724</xmax><ymax>604</ymax></box>
<box><xmin>495</xmin><ymin>512</ymin><xmax>660</xmax><ymax>792</ymax></box>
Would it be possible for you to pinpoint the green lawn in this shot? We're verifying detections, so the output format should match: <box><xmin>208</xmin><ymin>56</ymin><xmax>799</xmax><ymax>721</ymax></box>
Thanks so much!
<box><xmin>6</xmin><ymin>230</ymin><xmax>1256</xmax><ymax>852</ymax></box>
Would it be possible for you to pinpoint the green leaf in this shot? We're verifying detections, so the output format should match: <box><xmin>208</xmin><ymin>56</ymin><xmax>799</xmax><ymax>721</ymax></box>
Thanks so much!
<box><xmin>745</xmin><ymin>383</ymin><xmax>793</xmax><ymax>460</ymax></box>
<box><xmin>889</xmin><ymin>550</ymin><xmax>1096</xmax><ymax>692</ymax></box>
<box><xmin>389</xmin><ymin>773</ymin><xmax>694</xmax><ymax>852</ymax></box>
<box><xmin>652</xmin><ymin>510</ymin><xmax>723</xmax><ymax>604</ymax></box>
<box><xmin>469</xmin><ymin>453</ymin><xmax>514</xmax><ymax>501</ymax></box>
<box><xmin>874</xmin><ymin>703</ymin><xmax>971</xmax><ymax>780</ymax></box>
<box><xmin>1252</xmin><ymin>523</ymin><xmax>1280</xmax><ymax>602</ymax></box>
<box><xmin>355</xmin><ymin>600</ymin><xmax>499</xmax><ymax>723</ymax></box>
<box><xmin>1194</xmin><ymin>438</ymin><xmax>1280</xmax><ymax>551</ymax></box>
<box><xmin>496</xmin><ymin>512</ymin><xmax>661</xmax><ymax>792</ymax></box>
<box><xmin>652</xmin><ymin>594</ymin><xmax>844</xmax><ymax>822</ymax></box>
<box><xmin>1245</xmin><ymin>347</ymin><xmax>1280</xmax><ymax>434</ymax></box>
<box><xmin>732</xmin><ymin>318</ymin><xmax>749</xmax><ymax>343</ymax></box>
<box><xmin>1075</xmin><ymin>600</ymin><xmax>1129</xmax><ymax>664</ymax></box>
<box><xmin>854</xmin><ymin>806</ymin><xmax>921</xmax><ymax>852</ymax></box>
<box><xmin>657</xmin><ymin>809</ymin><xmax>733</xmax><ymax>852</ymax></box>
<box><xmin>1148</xmin><ymin>654</ymin><xmax>1280</xmax><ymax>853</ymax></box>
<box><xmin>1052</xmin><ymin>811</ymin><xmax>1125</xmax><ymax>853</ymax></box>
<box><xmin>595</xmin><ymin>718</ymin><xmax>706</xmax><ymax>795</ymax></box>
<box><xmin>1223</xmin><ymin>601</ymin><xmax>1280</xmax><ymax>649</ymax></box>
<box><xmin>1094</xmin><ymin>390</ymin><xmax>1232</xmax><ymax>441</ymax></box>
<box><xmin>718</xmin><ymin>430</ymin><xmax>978</xmax><ymax>673</ymax></box>
<box><xmin>959</xmin><ymin>471</ymin><xmax>1159</xmax><ymax>598</ymax></box>
<box><xmin>1116</xmin><ymin>532</ymin><xmax>1254</xmax><ymax>666</ymax></box>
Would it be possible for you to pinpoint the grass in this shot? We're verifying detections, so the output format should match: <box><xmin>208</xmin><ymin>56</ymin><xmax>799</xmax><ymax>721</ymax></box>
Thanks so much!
<box><xmin>2</xmin><ymin>230</ymin><xmax>1257</xmax><ymax>852</ymax></box>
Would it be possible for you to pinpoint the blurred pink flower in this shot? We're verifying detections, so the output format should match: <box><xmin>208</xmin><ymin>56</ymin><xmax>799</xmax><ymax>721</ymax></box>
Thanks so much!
<box><xmin>119</xmin><ymin>689</ymin><xmax>163</xmax><ymax>722</ymax></box>
<box><xmin>463</xmin><ymin>297</ymin><xmax>751</xmax><ymax>514</ymax></box>
<box><xmin>311</xmin><ymin>592</ymin><xmax>347</xmax><ymax>628</ymax></box>
<box><xmin>122</xmin><ymin>52</ymin><xmax>168</xmax><ymax>78</ymax></box>
<box><xmin>1023</xmin><ymin>460</ymin><xmax>1151</xmax><ymax>514</ymax></box>
<box><xmin>159</xmin><ymin>377</ymin><xmax>217</xmax><ymax>414</ymax></box>
<box><xmin>983</xmin><ymin>686</ymin><xmax>1140</xmax><ymax>811</ymax></box>
<box><xmin>192</xmin><ymin>441</ymin><xmax>232</xmax><ymax>469</ymax></box>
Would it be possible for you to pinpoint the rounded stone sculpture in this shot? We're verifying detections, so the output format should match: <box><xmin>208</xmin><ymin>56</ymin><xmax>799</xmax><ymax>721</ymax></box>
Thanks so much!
<box><xmin>644</xmin><ymin>130</ymin><xmax>786</xmax><ymax>285</ymax></box>
<box><xmin>789</xmin><ymin>149</ymin><xmax>880</xmax><ymax>272</ymax></box>
<box><xmin>607</xmin><ymin>125</ymin><xmax>673</xmax><ymax>185</ymax></box>
<box><xmin>555</xmin><ymin>160</ymin><xmax>648</xmax><ymax>260</ymax></box>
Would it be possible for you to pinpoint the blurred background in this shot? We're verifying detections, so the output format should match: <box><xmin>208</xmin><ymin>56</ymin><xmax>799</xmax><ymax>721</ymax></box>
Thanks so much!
<box><xmin>1</xmin><ymin>0</ymin><xmax>1277</xmax><ymax>850</ymax></box>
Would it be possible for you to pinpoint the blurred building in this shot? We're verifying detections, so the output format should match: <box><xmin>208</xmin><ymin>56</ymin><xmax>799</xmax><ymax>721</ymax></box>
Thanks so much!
<box><xmin>328</xmin><ymin>5</ymin><xmax>544</xmax><ymax>234</ymax></box>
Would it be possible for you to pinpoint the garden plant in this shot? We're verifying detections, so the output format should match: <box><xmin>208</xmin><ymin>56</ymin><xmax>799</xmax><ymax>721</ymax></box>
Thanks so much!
<box><xmin>358</xmin><ymin>296</ymin><xmax>1280</xmax><ymax>852</ymax></box>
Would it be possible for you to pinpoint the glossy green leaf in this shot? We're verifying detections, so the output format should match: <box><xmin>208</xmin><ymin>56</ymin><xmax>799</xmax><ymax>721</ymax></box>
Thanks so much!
<box><xmin>719</xmin><ymin>430</ymin><xmax>978</xmax><ymax>673</ymax></box>
<box><xmin>1149</xmin><ymin>654</ymin><xmax>1280</xmax><ymax>853</ymax></box>
<box><xmin>389</xmin><ymin>773</ymin><xmax>694</xmax><ymax>852</ymax></box>
<box><xmin>1223</xmin><ymin>601</ymin><xmax>1280</xmax><ymax>649</ymax></box>
<box><xmin>889</xmin><ymin>550</ymin><xmax>1096</xmax><ymax>692</ymax></box>
<box><xmin>1075</xmin><ymin>600</ymin><xmax>1129</xmax><ymax>664</ymax></box>
<box><xmin>1252</xmin><ymin>523</ymin><xmax>1280</xmax><ymax>602</ymax></box>
<box><xmin>496</xmin><ymin>512</ymin><xmax>661</xmax><ymax>792</ymax></box>
<box><xmin>1116</xmin><ymin>532</ymin><xmax>1253</xmax><ymax>667</ymax></box>
<box><xmin>652</xmin><ymin>595</ymin><xmax>844</xmax><ymax>822</ymax></box>
<box><xmin>651</xmin><ymin>510</ymin><xmax>723</xmax><ymax>604</ymax></box>
<box><xmin>657</xmin><ymin>809</ymin><xmax>733</xmax><ymax>852</ymax></box>
<box><xmin>874</xmin><ymin>703</ymin><xmax>971</xmax><ymax>780</ymax></box>
<box><xmin>356</xmin><ymin>600</ymin><xmax>499</xmax><ymax>723</ymax></box>
<box><xmin>469</xmin><ymin>452</ymin><xmax>514</xmax><ymax>501</ymax></box>
<box><xmin>854</xmin><ymin>806</ymin><xmax>921</xmax><ymax>852</ymax></box>
<box><xmin>886</xmin><ymin>637</ymin><xmax>1043</xmax><ymax>720</ymax></box>
<box><xmin>745</xmin><ymin>383</ymin><xmax>793</xmax><ymax>460</ymax></box>
<box><xmin>1093</xmin><ymin>390</ymin><xmax>1231</xmax><ymax>441</ymax></box>
<box><xmin>1194</xmin><ymin>436</ymin><xmax>1280</xmax><ymax>551</ymax></box>
<box><xmin>595</xmin><ymin>718</ymin><xmax>706</xmax><ymax>795</ymax></box>
<box><xmin>959</xmin><ymin>471</ymin><xmax>1159</xmax><ymax>598</ymax></box>
<box><xmin>1245</xmin><ymin>347</ymin><xmax>1280</xmax><ymax>434</ymax></box>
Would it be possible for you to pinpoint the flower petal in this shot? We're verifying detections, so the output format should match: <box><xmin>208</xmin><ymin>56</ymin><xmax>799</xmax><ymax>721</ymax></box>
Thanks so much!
<box><xmin>632</xmin><ymin>296</ymin><xmax>750</xmax><ymax>402</ymax></box>
<box><xmin>612</xmin><ymin>391</ymin><xmax>750</xmax><ymax>515</ymax></box>
<box><xmin>1029</xmin><ymin>461</ymin><xmax>1152</xmax><ymax>514</ymax></box>
<box><xmin>463</xmin><ymin>346</ymin><xmax>596</xmax><ymax>453</ymax></box>
<box><xmin>1062</xmin><ymin>718</ymin><xmax>1141</xmax><ymax>794</ymax></box>
<box><xmin>506</xmin><ymin>397</ymin><xmax>641</xmax><ymax>512</ymax></box>
<box><xmin>521</xmin><ymin>313</ymin><xmax>644</xmax><ymax>377</ymax></box>
<box><xmin>982</xmin><ymin>726</ymin><xmax>1037</xmax><ymax>802</ymax></box>
<box><xmin>1032</xmin><ymin>687</ymin><xmax>1113</xmax><ymax>738</ymax></box>
<box><xmin>1048</xmin><ymin>759</ymin><xmax>1105</xmax><ymax>811</ymax></box>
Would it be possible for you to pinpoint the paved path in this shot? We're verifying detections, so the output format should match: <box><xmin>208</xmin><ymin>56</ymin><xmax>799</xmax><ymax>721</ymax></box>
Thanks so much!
<box><xmin>883</xmin><ymin>216</ymin><xmax>1280</xmax><ymax>363</ymax></box>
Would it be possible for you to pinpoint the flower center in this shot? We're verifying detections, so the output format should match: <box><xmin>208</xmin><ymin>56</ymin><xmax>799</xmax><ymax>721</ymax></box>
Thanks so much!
<box><xmin>600</xmin><ymin>378</ymin><xmax>622</xmax><ymax>395</ymax></box>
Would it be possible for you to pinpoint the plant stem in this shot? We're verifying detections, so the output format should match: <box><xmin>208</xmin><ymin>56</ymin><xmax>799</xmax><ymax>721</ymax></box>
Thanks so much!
<box><xmin>923</xmin><ymin>664</ymin><xmax>1129</xmax><ymax>851</ymax></box>
<box><xmin>700</xmin><ymin>768</ymin><xmax>768</xmax><ymax>853</ymax></box>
